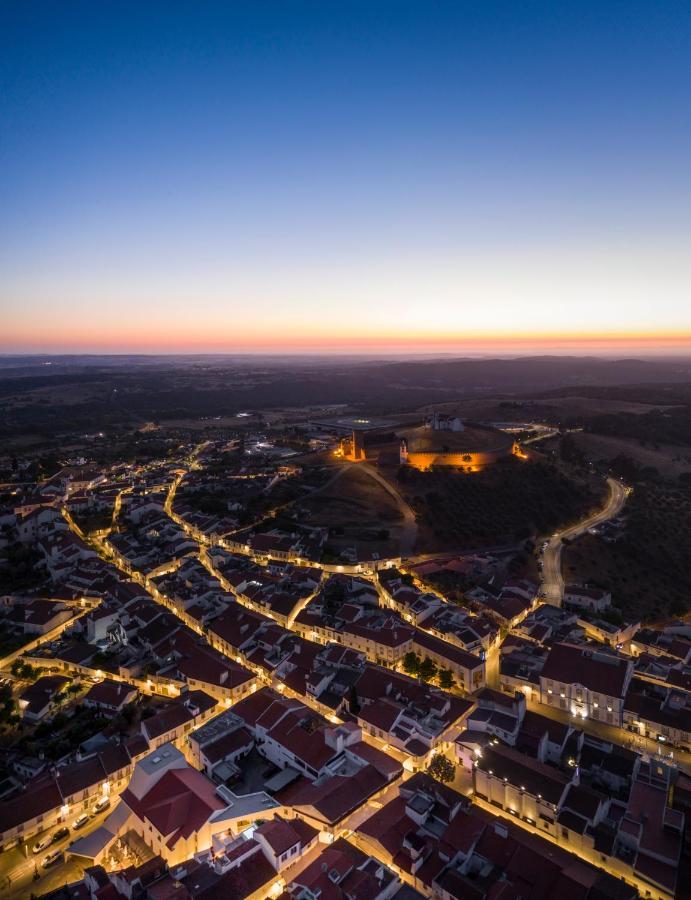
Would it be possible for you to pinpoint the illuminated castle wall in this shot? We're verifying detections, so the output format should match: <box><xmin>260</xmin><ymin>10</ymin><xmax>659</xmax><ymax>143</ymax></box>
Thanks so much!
<box><xmin>400</xmin><ymin>438</ymin><xmax>519</xmax><ymax>471</ymax></box>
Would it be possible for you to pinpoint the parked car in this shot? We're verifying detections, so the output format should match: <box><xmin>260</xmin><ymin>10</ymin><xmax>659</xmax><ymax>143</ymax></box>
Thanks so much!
<box><xmin>32</xmin><ymin>836</ymin><xmax>50</xmax><ymax>854</ymax></box>
<box><xmin>51</xmin><ymin>827</ymin><xmax>69</xmax><ymax>843</ymax></box>
<box><xmin>72</xmin><ymin>813</ymin><xmax>89</xmax><ymax>830</ymax></box>
<box><xmin>93</xmin><ymin>796</ymin><xmax>110</xmax><ymax>813</ymax></box>
<box><xmin>42</xmin><ymin>850</ymin><xmax>63</xmax><ymax>868</ymax></box>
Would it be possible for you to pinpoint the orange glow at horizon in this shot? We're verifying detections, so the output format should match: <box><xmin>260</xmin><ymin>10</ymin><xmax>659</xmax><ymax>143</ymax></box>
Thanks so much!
<box><xmin>4</xmin><ymin>324</ymin><xmax>691</xmax><ymax>355</ymax></box>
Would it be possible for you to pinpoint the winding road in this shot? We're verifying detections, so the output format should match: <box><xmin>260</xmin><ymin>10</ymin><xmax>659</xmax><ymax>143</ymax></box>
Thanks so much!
<box><xmin>540</xmin><ymin>476</ymin><xmax>629</xmax><ymax>605</ymax></box>
<box><xmin>359</xmin><ymin>462</ymin><xmax>418</xmax><ymax>557</ymax></box>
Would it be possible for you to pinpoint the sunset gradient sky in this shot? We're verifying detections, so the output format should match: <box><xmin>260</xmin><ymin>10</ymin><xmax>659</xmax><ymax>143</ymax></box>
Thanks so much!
<box><xmin>1</xmin><ymin>2</ymin><xmax>690</xmax><ymax>355</ymax></box>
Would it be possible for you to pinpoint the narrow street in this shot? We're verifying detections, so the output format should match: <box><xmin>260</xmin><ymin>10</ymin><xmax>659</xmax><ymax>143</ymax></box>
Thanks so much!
<box><xmin>522</xmin><ymin>694</ymin><xmax>690</xmax><ymax>769</ymax></box>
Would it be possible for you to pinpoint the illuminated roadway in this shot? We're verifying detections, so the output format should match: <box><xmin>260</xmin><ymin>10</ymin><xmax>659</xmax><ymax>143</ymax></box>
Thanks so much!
<box><xmin>539</xmin><ymin>476</ymin><xmax>629</xmax><ymax>605</ymax></box>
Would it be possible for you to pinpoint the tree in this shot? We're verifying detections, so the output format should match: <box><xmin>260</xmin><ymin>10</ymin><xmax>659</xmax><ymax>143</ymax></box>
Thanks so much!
<box><xmin>323</xmin><ymin>578</ymin><xmax>346</xmax><ymax>625</ymax></box>
<box><xmin>418</xmin><ymin>656</ymin><xmax>438</xmax><ymax>682</ymax></box>
<box><xmin>428</xmin><ymin>753</ymin><xmax>455</xmax><ymax>784</ymax></box>
<box><xmin>18</xmin><ymin>662</ymin><xmax>37</xmax><ymax>681</ymax></box>
<box><xmin>349</xmin><ymin>685</ymin><xmax>361</xmax><ymax>715</ymax></box>
<box><xmin>402</xmin><ymin>651</ymin><xmax>421</xmax><ymax>678</ymax></box>
<box><xmin>438</xmin><ymin>668</ymin><xmax>455</xmax><ymax>691</ymax></box>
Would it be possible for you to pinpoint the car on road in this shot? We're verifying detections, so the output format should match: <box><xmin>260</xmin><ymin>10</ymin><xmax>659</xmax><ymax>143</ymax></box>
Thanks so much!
<box><xmin>93</xmin><ymin>796</ymin><xmax>110</xmax><ymax>813</ymax></box>
<box><xmin>72</xmin><ymin>813</ymin><xmax>89</xmax><ymax>830</ymax></box>
<box><xmin>42</xmin><ymin>849</ymin><xmax>63</xmax><ymax>868</ymax></box>
<box><xmin>51</xmin><ymin>826</ymin><xmax>69</xmax><ymax>843</ymax></box>
<box><xmin>32</xmin><ymin>836</ymin><xmax>50</xmax><ymax>854</ymax></box>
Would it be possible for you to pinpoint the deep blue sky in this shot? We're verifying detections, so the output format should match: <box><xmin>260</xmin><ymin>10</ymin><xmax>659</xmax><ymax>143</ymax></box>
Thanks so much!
<box><xmin>2</xmin><ymin>1</ymin><xmax>690</xmax><ymax>352</ymax></box>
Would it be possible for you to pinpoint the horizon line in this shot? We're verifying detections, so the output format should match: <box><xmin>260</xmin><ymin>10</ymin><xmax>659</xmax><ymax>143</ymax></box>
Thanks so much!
<box><xmin>3</xmin><ymin>349</ymin><xmax>691</xmax><ymax>362</ymax></box>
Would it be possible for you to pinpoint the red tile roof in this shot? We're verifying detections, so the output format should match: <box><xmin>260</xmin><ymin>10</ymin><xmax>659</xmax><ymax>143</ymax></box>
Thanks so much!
<box><xmin>121</xmin><ymin>768</ymin><xmax>225</xmax><ymax>846</ymax></box>
<box><xmin>255</xmin><ymin>816</ymin><xmax>316</xmax><ymax>856</ymax></box>
<box><xmin>541</xmin><ymin>643</ymin><xmax>632</xmax><ymax>698</ymax></box>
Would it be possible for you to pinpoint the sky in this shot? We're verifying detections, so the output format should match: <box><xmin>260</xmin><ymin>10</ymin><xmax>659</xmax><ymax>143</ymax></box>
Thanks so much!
<box><xmin>1</xmin><ymin>1</ymin><xmax>690</xmax><ymax>356</ymax></box>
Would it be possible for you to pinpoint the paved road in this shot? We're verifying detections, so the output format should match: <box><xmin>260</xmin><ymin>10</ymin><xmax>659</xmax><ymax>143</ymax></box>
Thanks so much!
<box><xmin>0</xmin><ymin>802</ymin><xmax>115</xmax><ymax>899</ymax></box>
<box><xmin>521</xmin><ymin>694</ymin><xmax>690</xmax><ymax>772</ymax></box>
<box><xmin>540</xmin><ymin>476</ymin><xmax>628</xmax><ymax>605</ymax></box>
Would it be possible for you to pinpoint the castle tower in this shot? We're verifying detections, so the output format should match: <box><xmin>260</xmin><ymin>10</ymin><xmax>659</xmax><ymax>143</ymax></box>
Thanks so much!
<box><xmin>350</xmin><ymin>429</ymin><xmax>366</xmax><ymax>461</ymax></box>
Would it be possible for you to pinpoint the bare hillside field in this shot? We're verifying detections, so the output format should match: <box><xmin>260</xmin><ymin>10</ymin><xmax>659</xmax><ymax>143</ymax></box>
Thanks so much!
<box><xmin>298</xmin><ymin>465</ymin><xmax>404</xmax><ymax>530</ymax></box>
<box><xmin>572</xmin><ymin>432</ymin><xmax>691</xmax><ymax>479</ymax></box>
<box><xmin>535</xmin><ymin>396</ymin><xmax>682</xmax><ymax>415</ymax></box>
<box><xmin>416</xmin><ymin>395</ymin><xmax>681</xmax><ymax>422</ymax></box>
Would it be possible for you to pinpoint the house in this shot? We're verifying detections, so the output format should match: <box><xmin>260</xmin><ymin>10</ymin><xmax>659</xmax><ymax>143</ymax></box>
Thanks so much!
<box><xmin>248</xmin><ymin>532</ymin><xmax>302</xmax><ymax>562</ymax></box>
<box><xmin>353</xmin><ymin>664</ymin><xmax>474</xmax><ymax>765</ymax></box>
<box><xmin>233</xmin><ymin>688</ymin><xmax>402</xmax><ymax>831</ymax></box>
<box><xmin>15</xmin><ymin>506</ymin><xmax>63</xmax><ymax>543</ymax></box>
<box><xmin>539</xmin><ymin>642</ymin><xmax>634</xmax><ymax>726</ymax></box>
<box><xmin>619</xmin><ymin>768</ymin><xmax>685</xmax><ymax>899</ymax></box>
<box><xmin>281</xmin><ymin>837</ymin><xmax>401</xmax><ymax>899</ymax></box>
<box><xmin>0</xmin><ymin>740</ymin><xmax>136</xmax><ymax>850</ymax></box>
<box><xmin>187</xmin><ymin>708</ymin><xmax>254</xmax><ymax>779</ymax></box>
<box><xmin>563</xmin><ymin>584</ymin><xmax>612</xmax><ymax>613</ymax></box>
<box><xmin>253</xmin><ymin>814</ymin><xmax>318</xmax><ymax>872</ymax></box>
<box><xmin>411</xmin><ymin>629</ymin><xmax>485</xmax><ymax>693</ymax></box>
<box><xmin>82</xmin><ymin>678</ymin><xmax>138</xmax><ymax>717</ymax></box>
<box><xmin>577</xmin><ymin>614</ymin><xmax>640</xmax><ymax>649</ymax></box>
<box><xmin>473</xmin><ymin>743</ymin><xmax>572</xmax><ymax>836</ymax></box>
<box><xmin>358</xmin><ymin>772</ymin><xmax>635</xmax><ymax>900</ymax></box>
<box><xmin>140</xmin><ymin>691</ymin><xmax>217</xmax><ymax>749</ymax></box>
<box><xmin>208</xmin><ymin>605</ymin><xmax>272</xmax><ymax>661</ymax></box>
<box><xmin>623</xmin><ymin>678</ymin><xmax>691</xmax><ymax>750</ymax></box>
<box><xmin>118</xmin><ymin>761</ymin><xmax>228</xmax><ymax>866</ymax></box>
<box><xmin>18</xmin><ymin>674</ymin><xmax>70</xmax><ymax>722</ymax></box>
<box><xmin>7</xmin><ymin>599</ymin><xmax>72</xmax><ymax>635</ymax></box>
<box><xmin>631</xmin><ymin>629</ymin><xmax>691</xmax><ymax>664</ymax></box>
<box><xmin>70</xmin><ymin>743</ymin><xmax>281</xmax><ymax>868</ymax></box>
<box><xmin>162</xmin><ymin>632</ymin><xmax>257</xmax><ymax>703</ymax></box>
<box><xmin>422</xmin><ymin>605</ymin><xmax>499</xmax><ymax>655</ymax></box>
<box><xmin>231</xmin><ymin>688</ymin><xmax>364</xmax><ymax>780</ymax></box>
<box><xmin>456</xmin><ymin>688</ymin><xmax>525</xmax><ymax>761</ymax></box>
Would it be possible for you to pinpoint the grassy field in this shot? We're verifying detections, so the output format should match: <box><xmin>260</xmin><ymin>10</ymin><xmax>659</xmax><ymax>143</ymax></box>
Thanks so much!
<box><xmin>564</xmin><ymin>482</ymin><xmax>691</xmax><ymax>621</ymax></box>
